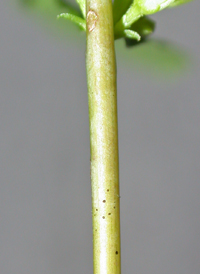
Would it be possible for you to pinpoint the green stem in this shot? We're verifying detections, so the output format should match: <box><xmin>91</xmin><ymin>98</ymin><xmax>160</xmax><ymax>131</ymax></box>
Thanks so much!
<box><xmin>86</xmin><ymin>1</ymin><xmax>121</xmax><ymax>274</ymax></box>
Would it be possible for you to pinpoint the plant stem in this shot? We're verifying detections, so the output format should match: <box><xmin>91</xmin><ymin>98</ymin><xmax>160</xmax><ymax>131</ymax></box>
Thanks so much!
<box><xmin>86</xmin><ymin>1</ymin><xmax>120</xmax><ymax>274</ymax></box>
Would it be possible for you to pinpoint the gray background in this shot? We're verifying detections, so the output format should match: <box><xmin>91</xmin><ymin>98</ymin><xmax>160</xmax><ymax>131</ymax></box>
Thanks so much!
<box><xmin>1</xmin><ymin>1</ymin><xmax>200</xmax><ymax>273</ymax></box>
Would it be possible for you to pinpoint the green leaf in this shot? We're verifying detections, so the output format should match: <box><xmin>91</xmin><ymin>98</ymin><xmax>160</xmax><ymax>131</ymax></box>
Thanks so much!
<box><xmin>75</xmin><ymin>0</ymin><xmax>86</xmax><ymax>18</ymax></box>
<box><xmin>118</xmin><ymin>2</ymin><xmax>142</xmax><ymax>28</ymax></box>
<box><xmin>135</xmin><ymin>0</ymin><xmax>175</xmax><ymax>15</ymax></box>
<box><xmin>133</xmin><ymin>0</ymin><xmax>194</xmax><ymax>15</ymax></box>
<box><xmin>114</xmin><ymin>2</ymin><xmax>142</xmax><ymax>40</ymax></box>
<box><xmin>124</xmin><ymin>29</ymin><xmax>141</xmax><ymax>41</ymax></box>
<box><xmin>113</xmin><ymin>0</ymin><xmax>133</xmax><ymax>24</ymax></box>
<box><xmin>130</xmin><ymin>16</ymin><xmax>155</xmax><ymax>37</ymax></box>
<box><xmin>114</xmin><ymin>16</ymin><xmax>155</xmax><ymax>41</ymax></box>
<box><xmin>114</xmin><ymin>0</ymin><xmax>194</xmax><ymax>34</ymax></box>
<box><xmin>57</xmin><ymin>13</ymin><xmax>86</xmax><ymax>31</ymax></box>
<box><xmin>168</xmin><ymin>0</ymin><xmax>194</xmax><ymax>7</ymax></box>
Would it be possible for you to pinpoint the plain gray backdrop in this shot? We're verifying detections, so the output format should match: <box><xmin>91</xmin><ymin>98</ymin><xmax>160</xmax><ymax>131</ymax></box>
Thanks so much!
<box><xmin>1</xmin><ymin>1</ymin><xmax>200</xmax><ymax>273</ymax></box>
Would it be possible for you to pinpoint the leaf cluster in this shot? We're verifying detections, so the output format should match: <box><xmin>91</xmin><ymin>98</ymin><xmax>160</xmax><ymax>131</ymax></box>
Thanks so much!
<box><xmin>57</xmin><ymin>0</ymin><xmax>193</xmax><ymax>43</ymax></box>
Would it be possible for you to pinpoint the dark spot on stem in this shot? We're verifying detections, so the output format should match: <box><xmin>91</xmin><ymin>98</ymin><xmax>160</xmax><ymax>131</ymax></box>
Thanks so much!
<box><xmin>115</xmin><ymin>251</ymin><xmax>118</xmax><ymax>255</ymax></box>
<box><xmin>103</xmin><ymin>200</ymin><xmax>106</xmax><ymax>203</ymax></box>
<box><xmin>102</xmin><ymin>216</ymin><xmax>105</xmax><ymax>219</ymax></box>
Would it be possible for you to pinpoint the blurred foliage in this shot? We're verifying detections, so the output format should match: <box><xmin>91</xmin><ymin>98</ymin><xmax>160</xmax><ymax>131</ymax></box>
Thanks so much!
<box><xmin>17</xmin><ymin>0</ymin><xmax>193</xmax><ymax>81</ymax></box>
<box><xmin>116</xmin><ymin>38</ymin><xmax>192</xmax><ymax>81</ymax></box>
<box><xmin>18</xmin><ymin>0</ymin><xmax>80</xmax><ymax>15</ymax></box>
<box><xmin>16</xmin><ymin>0</ymin><xmax>85</xmax><ymax>44</ymax></box>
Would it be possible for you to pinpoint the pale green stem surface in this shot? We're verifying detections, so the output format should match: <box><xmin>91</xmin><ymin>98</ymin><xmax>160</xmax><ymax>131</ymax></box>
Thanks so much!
<box><xmin>86</xmin><ymin>1</ymin><xmax>121</xmax><ymax>274</ymax></box>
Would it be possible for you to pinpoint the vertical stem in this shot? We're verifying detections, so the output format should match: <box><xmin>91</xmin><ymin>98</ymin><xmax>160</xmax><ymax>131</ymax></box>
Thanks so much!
<box><xmin>86</xmin><ymin>1</ymin><xmax>120</xmax><ymax>274</ymax></box>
